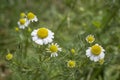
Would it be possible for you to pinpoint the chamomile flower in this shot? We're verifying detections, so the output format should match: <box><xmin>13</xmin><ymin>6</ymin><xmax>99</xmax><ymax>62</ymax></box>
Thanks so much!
<box><xmin>99</xmin><ymin>58</ymin><xmax>104</xmax><ymax>65</ymax></box>
<box><xmin>86</xmin><ymin>34</ymin><xmax>95</xmax><ymax>43</ymax></box>
<box><xmin>67</xmin><ymin>60</ymin><xmax>76</xmax><ymax>68</ymax></box>
<box><xmin>70</xmin><ymin>48</ymin><xmax>75</xmax><ymax>54</ymax></box>
<box><xmin>15</xmin><ymin>27</ymin><xmax>19</xmax><ymax>32</ymax></box>
<box><xmin>86</xmin><ymin>44</ymin><xmax>105</xmax><ymax>62</ymax></box>
<box><xmin>6</xmin><ymin>53</ymin><xmax>13</xmax><ymax>60</ymax></box>
<box><xmin>46</xmin><ymin>43</ymin><xmax>62</xmax><ymax>57</ymax></box>
<box><xmin>17</xmin><ymin>18</ymin><xmax>29</xmax><ymax>29</ymax></box>
<box><xmin>31</xmin><ymin>28</ymin><xmax>54</xmax><ymax>45</ymax></box>
<box><xmin>27</xmin><ymin>12</ymin><xmax>38</xmax><ymax>22</ymax></box>
<box><xmin>20</xmin><ymin>12</ymin><xmax>26</xmax><ymax>18</ymax></box>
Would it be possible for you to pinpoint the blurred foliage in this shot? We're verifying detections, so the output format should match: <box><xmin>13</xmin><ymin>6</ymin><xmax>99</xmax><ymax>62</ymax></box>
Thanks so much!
<box><xmin>0</xmin><ymin>0</ymin><xmax>120</xmax><ymax>80</ymax></box>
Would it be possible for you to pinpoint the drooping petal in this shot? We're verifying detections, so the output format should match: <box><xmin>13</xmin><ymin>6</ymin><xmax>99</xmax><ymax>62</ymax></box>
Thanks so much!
<box><xmin>35</xmin><ymin>39</ymin><xmax>43</xmax><ymax>45</ymax></box>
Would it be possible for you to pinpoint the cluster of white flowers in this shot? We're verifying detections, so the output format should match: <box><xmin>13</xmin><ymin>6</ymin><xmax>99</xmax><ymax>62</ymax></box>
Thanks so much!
<box><xmin>17</xmin><ymin>12</ymin><xmax>106</xmax><ymax>62</ymax></box>
<box><xmin>31</xmin><ymin>27</ymin><xmax>62</xmax><ymax>57</ymax></box>
<box><xmin>17</xmin><ymin>12</ymin><xmax>62</xmax><ymax>58</ymax></box>
<box><xmin>17</xmin><ymin>12</ymin><xmax>38</xmax><ymax>29</ymax></box>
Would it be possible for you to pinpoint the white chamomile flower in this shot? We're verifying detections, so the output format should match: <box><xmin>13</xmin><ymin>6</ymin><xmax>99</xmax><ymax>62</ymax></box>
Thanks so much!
<box><xmin>17</xmin><ymin>18</ymin><xmax>29</xmax><ymax>29</ymax></box>
<box><xmin>31</xmin><ymin>28</ymin><xmax>54</xmax><ymax>45</ymax></box>
<box><xmin>86</xmin><ymin>34</ymin><xmax>95</xmax><ymax>43</ymax></box>
<box><xmin>67</xmin><ymin>60</ymin><xmax>76</xmax><ymax>68</ymax></box>
<box><xmin>86</xmin><ymin>44</ymin><xmax>105</xmax><ymax>62</ymax></box>
<box><xmin>46</xmin><ymin>43</ymin><xmax>62</xmax><ymax>57</ymax></box>
<box><xmin>27</xmin><ymin>12</ymin><xmax>38</xmax><ymax>22</ymax></box>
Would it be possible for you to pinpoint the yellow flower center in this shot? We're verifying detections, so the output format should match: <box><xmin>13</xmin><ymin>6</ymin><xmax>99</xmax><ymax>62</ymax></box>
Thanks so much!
<box><xmin>20</xmin><ymin>12</ymin><xmax>26</xmax><ymax>18</ymax></box>
<box><xmin>15</xmin><ymin>27</ymin><xmax>19</xmax><ymax>32</ymax></box>
<box><xmin>71</xmin><ymin>49</ymin><xmax>75</xmax><ymax>54</ymax></box>
<box><xmin>91</xmin><ymin>45</ymin><xmax>101</xmax><ymax>55</ymax></box>
<box><xmin>37</xmin><ymin>28</ymin><xmax>48</xmax><ymax>38</ymax></box>
<box><xmin>49</xmin><ymin>45</ymin><xmax>58</xmax><ymax>52</ymax></box>
<box><xmin>6</xmin><ymin>53</ymin><xmax>13</xmax><ymax>60</ymax></box>
<box><xmin>27</xmin><ymin>12</ymin><xmax>35</xmax><ymax>20</ymax></box>
<box><xmin>19</xmin><ymin>19</ymin><xmax>26</xmax><ymax>25</ymax></box>
<box><xmin>99</xmin><ymin>59</ymin><xmax>104</xmax><ymax>65</ymax></box>
<box><xmin>86</xmin><ymin>35</ymin><xmax>95</xmax><ymax>43</ymax></box>
<box><xmin>67</xmin><ymin>60</ymin><xmax>75</xmax><ymax>68</ymax></box>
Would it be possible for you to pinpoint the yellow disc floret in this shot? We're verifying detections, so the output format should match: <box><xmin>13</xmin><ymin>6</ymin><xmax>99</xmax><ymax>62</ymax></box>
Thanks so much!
<box><xmin>70</xmin><ymin>48</ymin><xmax>75</xmax><ymax>54</ymax></box>
<box><xmin>15</xmin><ymin>27</ymin><xmax>19</xmax><ymax>32</ymax></box>
<box><xmin>49</xmin><ymin>45</ymin><xmax>58</xmax><ymax>52</ymax></box>
<box><xmin>6</xmin><ymin>53</ymin><xmax>13</xmax><ymax>60</ymax></box>
<box><xmin>19</xmin><ymin>19</ymin><xmax>26</xmax><ymax>25</ymax></box>
<box><xmin>37</xmin><ymin>28</ymin><xmax>48</xmax><ymax>38</ymax></box>
<box><xmin>67</xmin><ymin>60</ymin><xmax>76</xmax><ymax>68</ymax></box>
<box><xmin>91</xmin><ymin>44</ymin><xmax>101</xmax><ymax>55</ymax></box>
<box><xmin>27</xmin><ymin>12</ymin><xmax>35</xmax><ymax>20</ymax></box>
<box><xmin>20</xmin><ymin>12</ymin><xmax>26</xmax><ymax>18</ymax></box>
<box><xmin>99</xmin><ymin>59</ymin><xmax>104</xmax><ymax>65</ymax></box>
<box><xmin>86</xmin><ymin>35</ymin><xmax>95</xmax><ymax>43</ymax></box>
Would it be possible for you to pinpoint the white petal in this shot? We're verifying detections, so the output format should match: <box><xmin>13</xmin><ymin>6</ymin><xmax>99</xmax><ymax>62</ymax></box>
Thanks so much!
<box><xmin>31</xmin><ymin>19</ymin><xmax>34</xmax><ymax>22</ymax></box>
<box><xmin>44</xmin><ymin>37</ymin><xmax>52</xmax><ymax>44</ymax></box>
<box><xmin>48</xmin><ymin>30</ymin><xmax>54</xmax><ymax>38</ymax></box>
<box><xmin>47</xmin><ymin>38</ymin><xmax>53</xmax><ymax>43</ymax></box>
<box><xmin>93</xmin><ymin>56</ymin><xmax>99</xmax><ymax>62</ymax></box>
<box><xmin>86</xmin><ymin>49</ymin><xmax>90</xmax><ymax>53</ymax></box>
<box><xmin>49</xmin><ymin>34</ymin><xmax>54</xmax><ymax>39</ymax></box>
<box><xmin>19</xmin><ymin>25</ymin><xmax>25</xmax><ymax>29</ymax></box>
<box><xmin>58</xmin><ymin>48</ymin><xmax>62</xmax><ymax>51</ymax></box>
<box><xmin>25</xmin><ymin>21</ymin><xmax>30</xmax><ymax>26</ymax></box>
<box><xmin>102</xmin><ymin>48</ymin><xmax>105</xmax><ymax>52</ymax></box>
<box><xmin>35</xmin><ymin>39</ymin><xmax>43</xmax><ymax>45</ymax></box>
<box><xmin>32</xmin><ymin>36</ymin><xmax>38</xmax><ymax>41</ymax></box>
<box><xmin>51</xmin><ymin>54</ymin><xmax>53</xmax><ymax>57</ymax></box>
<box><xmin>30</xmin><ymin>17</ymin><xmax>38</xmax><ymax>22</ymax></box>
<box><xmin>90</xmin><ymin>55</ymin><xmax>94</xmax><ymax>61</ymax></box>
<box><xmin>51</xmin><ymin>54</ymin><xmax>55</xmax><ymax>57</ymax></box>
<box><xmin>86</xmin><ymin>52</ymin><xmax>90</xmax><ymax>57</ymax></box>
<box><xmin>42</xmin><ymin>38</ymin><xmax>48</xmax><ymax>44</ymax></box>
<box><xmin>51</xmin><ymin>53</ymin><xmax>58</xmax><ymax>57</ymax></box>
<box><xmin>18</xmin><ymin>22</ymin><xmax>20</xmax><ymax>25</ymax></box>
<box><xmin>99</xmin><ymin>52</ymin><xmax>105</xmax><ymax>59</ymax></box>
<box><xmin>34</xmin><ymin>17</ymin><xmax>38</xmax><ymax>22</ymax></box>
<box><xmin>55</xmin><ymin>53</ymin><xmax>58</xmax><ymax>56</ymax></box>
<box><xmin>86</xmin><ymin>49</ymin><xmax>91</xmax><ymax>57</ymax></box>
<box><xmin>31</xmin><ymin>30</ymin><xmax>38</xmax><ymax>36</ymax></box>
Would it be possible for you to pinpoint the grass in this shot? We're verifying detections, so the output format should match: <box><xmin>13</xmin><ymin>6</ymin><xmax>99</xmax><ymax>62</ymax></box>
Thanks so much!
<box><xmin>0</xmin><ymin>0</ymin><xmax>120</xmax><ymax>80</ymax></box>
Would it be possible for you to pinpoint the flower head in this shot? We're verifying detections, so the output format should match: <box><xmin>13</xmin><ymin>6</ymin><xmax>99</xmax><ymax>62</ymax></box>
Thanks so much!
<box><xmin>15</xmin><ymin>27</ymin><xmax>19</xmax><ymax>32</ymax></box>
<box><xmin>20</xmin><ymin>12</ymin><xmax>26</xmax><ymax>18</ymax></box>
<box><xmin>6</xmin><ymin>53</ymin><xmax>13</xmax><ymax>60</ymax></box>
<box><xmin>17</xmin><ymin>18</ymin><xmax>29</xmax><ymax>29</ymax></box>
<box><xmin>86</xmin><ymin>35</ymin><xmax>95</xmax><ymax>43</ymax></box>
<box><xmin>99</xmin><ymin>59</ymin><xmax>104</xmax><ymax>65</ymax></box>
<box><xmin>70</xmin><ymin>48</ymin><xmax>75</xmax><ymax>54</ymax></box>
<box><xmin>47</xmin><ymin>43</ymin><xmax>61</xmax><ymax>57</ymax></box>
<box><xmin>86</xmin><ymin>44</ymin><xmax>105</xmax><ymax>62</ymax></box>
<box><xmin>27</xmin><ymin>12</ymin><xmax>38</xmax><ymax>22</ymax></box>
<box><xmin>67</xmin><ymin>60</ymin><xmax>76</xmax><ymax>68</ymax></box>
<box><xmin>31</xmin><ymin>28</ymin><xmax>54</xmax><ymax>45</ymax></box>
